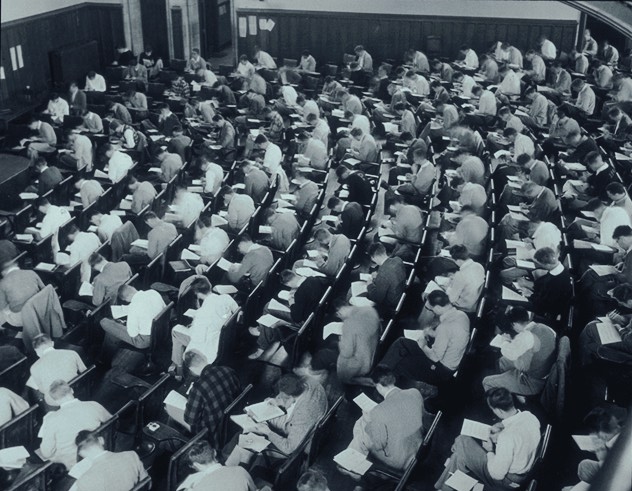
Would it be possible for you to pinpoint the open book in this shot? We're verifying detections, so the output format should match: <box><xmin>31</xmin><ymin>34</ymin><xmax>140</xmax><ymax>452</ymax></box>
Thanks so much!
<box><xmin>244</xmin><ymin>401</ymin><xmax>285</xmax><ymax>423</ymax></box>
<box><xmin>333</xmin><ymin>448</ymin><xmax>372</xmax><ymax>475</ymax></box>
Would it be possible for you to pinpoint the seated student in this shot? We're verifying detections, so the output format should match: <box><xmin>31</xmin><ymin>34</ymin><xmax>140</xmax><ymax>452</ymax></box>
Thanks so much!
<box><xmin>260</xmin><ymin>208</ymin><xmax>300</xmax><ymax>251</ymax></box>
<box><xmin>189</xmin><ymin>216</ymin><xmax>230</xmax><ymax>274</ymax></box>
<box><xmin>391</xmin><ymin>145</ymin><xmax>435</xmax><ymax>203</ymax></box>
<box><xmin>167</xmin><ymin>126</ymin><xmax>192</xmax><ymax>163</ymax></box>
<box><xmin>521</xmin><ymin>86</ymin><xmax>549</xmax><ymax>128</ymax></box>
<box><xmin>74</xmin><ymin>177</ymin><xmax>103</xmax><ymax>208</ymax></box>
<box><xmin>499</xmin><ymin>181</ymin><xmax>557</xmax><ymax>242</ymax></box>
<box><xmin>365</xmin><ymin>243</ymin><xmax>406</xmax><ymax>314</ymax></box>
<box><xmin>562</xmin><ymin>406</ymin><xmax>627</xmax><ymax>491</ymax></box>
<box><xmin>606</xmin><ymin>182</ymin><xmax>632</xmax><ymax>223</ymax></box>
<box><xmin>28</xmin><ymin>334</ymin><xmax>86</xmax><ymax>403</ymax></box>
<box><xmin>482</xmin><ymin>307</ymin><xmax>557</xmax><ymax>396</ymax></box>
<box><xmin>104</xmin><ymin>143</ymin><xmax>134</xmax><ymax>184</ymax></box>
<box><xmin>60</xmin><ymin>130</ymin><xmax>93</xmax><ymax>171</ymax></box>
<box><xmin>0</xmin><ymin>261</ymin><xmax>44</xmax><ymax>327</ymax></box>
<box><xmin>29</xmin><ymin>197</ymin><xmax>72</xmax><ymax>252</ymax></box>
<box><xmin>24</xmin><ymin>116</ymin><xmax>57</xmax><ymax>159</ymax></box>
<box><xmin>127</xmin><ymin>176</ymin><xmax>157</xmax><ymax>214</ymax></box>
<box><xmin>0</xmin><ymin>387</ymin><xmax>29</xmax><ymax>426</ymax></box>
<box><xmin>335</xmin><ymin>165</ymin><xmax>373</xmax><ymax>206</ymax></box>
<box><xmin>346</xmin><ymin>127</ymin><xmax>378</xmax><ymax>165</ymax></box>
<box><xmin>443</xmin><ymin>205</ymin><xmax>489</xmax><ymax>260</ymax></box>
<box><xmin>45</xmin><ymin>92</ymin><xmax>69</xmax><ymax>124</ymax></box>
<box><xmin>39</xmin><ymin>380</ymin><xmax>111</xmax><ymax>470</ymax></box>
<box><xmin>61</xmin><ymin>224</ymin><xmax>101</xmax><ymax>281</ymax></box>
<box><xmin>170</xmin><ymin>187</ymin><xmax>204</xmax><ymax>227</ymax></box>
<box><xmin>70</xmin><ymin>430</ymin><xmax>148</xmax><ymax>491</ymax></box>
<box><xmin>180</xmin><ymin>352</ymin><xmax>242</xmax><ymax>446</ymax></box>
<box><xmin>336</xmin><ymin>306</ymin><xmax>381</xmax><ymax>383</ymax></box>
<box><xmin>560</xmin><ymin>131</ymin><xmax>599</xmax><ymax>166</ymax></box>
<box><xmin>503</xmin><ymin>127</ymin><xmax>535</xmax><ymax>159</ymax></box>
<box><xmin>170</xmin><ymin>277</ymin><xmax>238</xmax><ymax>370</ymax></box>
<box><xmin>85</xmin><ymin>70</ymin><xmax>107</xmax><ymax>92</ymax></box>
<box><xmin>248</xmin><ymin>269</ymin><xmax>329</xmax><ymax>359</ymax></box>
<box><xmin>154</xmin><ymin>147</ymin><xmax>183</xmax><ymax>183</ymax></box>
<box><xmin>297</xmin><ymin>469</ymin><xmax>330</xmax><ymax>491</ymax></box>
<box><xmin>123</xmin><ymin>88</ymin><xmax>148</xmax><ymax>118</ymax></box>
<box><xmin>239</xmin><ymin>160</ymin><xmax>268</xmax><ymax>204</ymax></box>
<box><xmin>99</xmin><ymin>284</ymin><xmax>166</xmax><ymax>355</ymax></box>
<box><xmin>29</xmin><ymin>157</ymin><xmax>62</xmax><ymax>195</ymax></box>
<box><xmin>199</xmin><ymin>157</ymin><xmax>224</xmax><ymax>197</ymax></box>
<box><xmin>564</xmin><ymin>78</ymin><xmax>596</xmax><ymax>120</ymax></box>
<box><xmin>226</xmin><ymin>234</ymin><xmax>274</xmax><ymax>288</ymax></box>
<box><xmin>382</xmin><ymin>196</ymin><xmax>423</xmax><ymax>261</ymax></box>
<box><xmin>178</xmin><ymin>441</ymin><xmax>256</xmax><ymax>491</ymax></box>
<box><xmin>435</xmin><ymin>388</ymin><xmax>541</xmax><ymax>491</ymax></box>
<box><xmin>478</xmin><ymin>54</ymin><xmax>499</xmax><ymax>83</ymax></box>
<box><xmin>293</xmin><ymin>169</ymin><xmax>320</xmax><ymax>219</ymax></box>
<box><xmin>451</xmin><ymin>176</ymin><xmax>487</xmax><ymax>216</ymax></box>
<box><xmin>123</xmin><ymin>58</ymin><xmax>148</xmax><ymax>87</ymax></box>
<box><xmin>562</xmin><ymin>152</ymin><xmax>621</xmax><ymax>208</ymax></box>
<box><xmin>157</xmin><ymin>102</ymin><xmax>181</xmax><ymax>137</ymax></box>
<box><xmin>309</xmin><ymin>229</ymin><xmax>352</xmax><ymax>277</ymax></box>
<box><xmin>567</xmin><ymin>198</ymin><xmax>631</xmax><ymax>249</ymax></box>
<box><xmin>255</xmin><ymin>135</ymin><xmax>289</xmax><ymax>194</ymax></box>
<box><xmin>380</xmin><ymin>291</ymin><xmax>470</xmax><ymax>386</ymax></box>
<box><xmin>225</xmin><ymin>373</ymin><xmax>327</xmax><ymax>466</ymax></box>
<box><xmin>89</xmin><ymin>211</ymin><xmax>123</xmax><ymax>242</ymax></box>
<box><xmin>68</xmin><ymin>82</ymin><xmax>87</xmax><ymax>116</ymax></box>
<box><xmin>222</xmin><ymin>185</ymin><xmax>256</xmax><ymax>232</ymax></box>
<box><xmin>0</xmin><ymin>240</ymin><xmax>19</xmax><ymax>267</ymax></box>
<box><xmin>79</xmin><ymin>108</ymin><xmax>104</xmax><ymax>134</ymax></box>
<box><xmin>89</xmin><ymin>253</ymin><xmax>132</xmax><ymax>306</ymax></box>
<box><xmin>125</xmin><ymin>211</ymin><xmax>177</xmax><ymax>264</ymax></box>
<box><xmin>328</xmin><ymin>195</ymin><xmax>364</xmax><ymax>239</ymax></box>
<box><xmin>346</xmin><ymin>366</ymin><xmax>424</xmax><ymax>471</ymax></box>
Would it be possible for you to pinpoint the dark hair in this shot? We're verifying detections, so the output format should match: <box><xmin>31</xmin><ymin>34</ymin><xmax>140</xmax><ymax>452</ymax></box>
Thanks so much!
<box><xmin>584</xmin><ymin>407</ymin><xmax>624</xmax><ymax>435</ymax></box>
<box><xmin>516</xmin><ymin>153</ymin><xmax>532</xmax><ymax>166</ymax></box>
<box><xmin>297</xmin><ymin>469</ymin><xmax>328</xmax><ymax>491</ymax></box>
<box><xmin>238</xmin><ymin>233</ymin><xmax>253</xmax><ymax>245</ymax></box>
<box><xmin>190</xmin><ymin>276</ymin><xmax>212</xmax><ymax>295</ymax></box>
<box><xmin>277</xmin><ymin>373</ymin><xmax>305</xmax><ymax>396</ymax></box>
<box><xmin>584</xmin><ymin>197</ymin><xmax>606</xmax><ymax>212</ymax></box>
<box><xmin>142</xmin><ymin>211</ymin><xmax>158</xmax><ymax>222</ymax></box>
<box><xmin>371</xmin><ymin>365</ymin><xmax>396</xmax><ymax>386</ymax></box>
<box><xmin>503</xmin><ymin>127</ymin><xmax>517</xmax><ymax>138</ymax></box>
<box><xmin>606</xmin><ymin>182</ymin><xmax>625</xmax><ymax>195</ymax></box>
<box><xmin>327</xmin><ymin>196</ymin><xmax>342</xmax><ymax>209</ymax></box>
<box><xmin>613</xmin><ymin>225</ymin><xmax>632</xmax><ymax>240</ymax></box>
<box><xmin>187</xmin><ymin>441</ymin><xmax>217</xmax><ymax>466</ymax></box>
<box><xmin>427</xmin><ymin>290</ymin><xmax>450</xmax><ymax>307</ymax></box>
<box><xmin>75</xmin><ymin>430</ymin><xmax>102</xmax><ymax>450</ymax></box>
<box><xmin>254</xmin><ymin>134</ymin><xmax>268</xmax><ymax>145</ymax></box>
<box><xmin>505</xmin><ymin>306</ymin><xmax>530</xmax><ymax>325</ymax></box>
<box><xmin>585</xmin><ymin>151</ymin><xmax>602</xmax><ymax>167</ymax></box>
<box><xmin>533</xmin><ymin>247</ymin><xmax>557</xmax><ymax>266</ymax></box>
<box><xmin>486</xmin><ymin>387</ymin><xmax>515</xmax><ymax>411</ymax></box>
<box><xmin>449</xmin><ymin>244</ymin><xmax>470</xmax><ymax>261</ymax></box>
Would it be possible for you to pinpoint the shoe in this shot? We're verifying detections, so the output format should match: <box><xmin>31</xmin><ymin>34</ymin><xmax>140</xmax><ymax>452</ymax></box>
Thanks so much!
<box><xmin>248</xmin><ymin>348</ymin><xmax>264</xmax><ymax>360</ymax></box>
<box><xmin>248</xmin><ymin>326</ymin><xmax>261</xmax><ymax>337</ymax></box>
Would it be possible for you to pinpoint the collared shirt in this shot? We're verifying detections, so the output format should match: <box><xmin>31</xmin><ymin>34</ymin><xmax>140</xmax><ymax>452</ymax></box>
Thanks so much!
<box><xmin>97</xmin><ymin>214</ymin><xmax>123</xmax><ymax>242</ymax></box>
<box><xmin>27</xmin><ymin>347</ymin><xmax>86</xmax><ymax>395</ymax></box>
<box><xmin>576</xmin><ymin>84</ymin><xmax>596</xmax><ymax>115</ymax></box>
<box><xmin>227</xmin><ymin>194</ymin><xmax>255</xmax><ymax>231</ymax></box>
<box><xmin>48</xmin><ymin>98</ymin><xmax>69</xmax><ymax>121</ymax></box>
<box><xmin>412</xmin><ymin>51</ymin><xmax>430</xmax><ymax>72</ymax></box>
<box><xmin>487</xmin><ymin>410</ymin><xmax>541</xmax><ymax>480</ymax></box>
<box><xmin>529</xmin><ymin>93</ymin><xmax>549</xmax><ymax>127</ymax></box>
<box><xmin>529</xmin><ymin>55</ymin><xmax>546</xmax><ymax>82</ymax></box>
<box><xmin>108</xmin><ymin>150</ymin><xmax>133</xmax><ymax>183</ymax></box>
<box><xmin>263</xmin><ymin>142</ymin><xmax>283</xmax><ymax>171</ymax></box>
<box><xmin>79</xmin><ymin>180</ymin><xmax>103</xmax><ymax>208</ymax></box>
<box><xmin>446</xmin><ymin>259</ymin><xmax>485</xmax><ymax>312</ymax></box>
<box><xmin>255</xmin><ymin>50</ymin><xmax>277</xmax><ymax>69</ymax></box>
<box><xmin>514</xmin><ymin>134</ymin><xmax>535</xmax><ymax>158</ymax></box>
<box><xmin>532</xmin><ymin>222</ymin><xmax>561</xmax><ymax>251</ymax></box>
<box><xmin>204</xmin><ymin>163</ymin><xmax>224</xmax><ymax>195</ymax></box>
<box><xmin>85</xmin><ymin>74</ymin><xmax>107</xmax><ymax>92</ymax></box>
<box><xmin>601</xmin><ymin>206</ymin><xmax>631</xmax><ymax>247</ymax></box>
<box><xmin>187</xmin><ymin>294</ymin><xmax>238</xmax><ymax>362</ymax></box>
<box><xmin>200</xmin><ymin>69</ymin><xmax>218</xmax><ymax>86</ymax></box>
<box><xmin>72</xmin><ymin>134</ymin><xmax>93</xmax><ymax>170</ymax></box>
<box><xmin>199</xmin><ymin>227</ymin><xmax>229</xmax><ymax>264</ymax></box>
<box><xmin>478</xmin><ymin>90</ymin><xmax>497</xmax><ymax>116</ymax></box>
<box><xmin>500</xmin><ymin>323</ymin><xmax>536</xmax><ymax>361</ymax></box>
<box><xmin>313</xmin><ymin>119</ymin><xmax>331</xmax><ymax>146</ymax></box>
<box><xmin>237</xmin><ymin>61</ymin><xmax>255</xmax><ymax>78</ymax></box>
<box><xmin>430</xmin><ymin>307</ymin><xmax>470</xmax><ymax>370</ymax></box>
<box><xmin>594</xmin><ymin>65</ymin><xmax>613</xmax><ymax>89</ymax></box>
<box><xmin>299</xmin><ymin>55</ymin><xmax>317</xmax><ymax>72</ymax></box>
<box><xmin>356</xmin><ymin>51</ymin><xmax>373</xmax><ymax>72</ymax></box>
<box><xmin>147</xmin><ymin>221</ymin><xmax>177</xmax><ymax>259</ymax></box>
<box><xmin>301</xmin><ymin>99</ymin><xmax>320</xmax><ymax>120</ymax></box>
<box><xmin>68</xmin><ymin>232</ymin><xmax>101</xmax><ymax>280</ymax></box>
<box><xmin>174</xmin><ymin>192</ymin><xmax>204</xmax><ymax>227</ymax></box>
<box><xmin>498</xmin><ymin>70</ymin><xmax>521</xmax><ymax>96</ymax></box>
<box><xmin>463</xmin><ymin>49</ymin><xmax>479</xmax><ymax>69</ymax></box>
<box><xmin>281</xmin><ymin>85</ymin><xmax>298</xmax><ymax>106</ymax></box>
<box><xmin>126</xmin><ymin>290</ymin><xmax>166</xmax><ymax>338</ymax></box>
<box><xmin>548</xmin><ymin>263</ymin><xmax>564</xmax><ymax>276</ymax></box>
<box><xmin>460</xmin><ymin>75</ymin><xmax>476</xmax><ymax>98</ymax></box>
<box><xmin>541</xmin><ymin>39</ymin><xmax>556</xmax><ymax>59</ymax></box>
<box><xmin>41</xmin><ymin>206</ymin><xmax>71</xmax><ymax>251</ymax></box>
<box><xmin>458</xmin><ymin>182</ymin><xmax>487</xmax><ymax>214</ymax></box>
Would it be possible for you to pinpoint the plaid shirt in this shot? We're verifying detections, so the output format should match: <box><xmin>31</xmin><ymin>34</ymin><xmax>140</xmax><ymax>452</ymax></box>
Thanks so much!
<box><xmin>184</xmin><ymin>365</ymin><xmax>241</xmax><ymax>446</ymax></box>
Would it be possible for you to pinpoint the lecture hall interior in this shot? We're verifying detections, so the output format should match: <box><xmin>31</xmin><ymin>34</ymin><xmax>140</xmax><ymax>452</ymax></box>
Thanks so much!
<box><xmin>0</xmin><ymin>0</ymin><xmax>631</xmax><ymax>490</ymax></box>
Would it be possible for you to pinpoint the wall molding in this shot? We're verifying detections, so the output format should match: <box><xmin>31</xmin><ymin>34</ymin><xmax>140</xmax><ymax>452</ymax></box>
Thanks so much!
<box><xmin>0</xmin><ymin>2</ymin><xmax>123</xmax><ymax>29</ymax></box>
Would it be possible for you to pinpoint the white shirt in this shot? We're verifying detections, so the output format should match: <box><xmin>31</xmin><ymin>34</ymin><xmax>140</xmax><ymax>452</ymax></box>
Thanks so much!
<box><xmin>281</xmin><ymin>85</ymin><xmax>298</xmax><ymax>106</ymax></box>
<box><xmin>85</xmin><ymin>74</ymin><xmax>107</xmax><ymax>92</ymax></box>
<box><xmin>186</xmin><ymin>293</ymin><xmax>238</xmax><ymax>363</ymax></box>
<box><xmin>237</xmin><ymin>61</ymin><xmax>255</xmax><ymax>78</ymax></box>
<box><xmin>204</xmin><ymin>163</ymin><xmax>224</xmax><ymax>195</ymax></box>
<box><xmin>601</xmin><ymin>206</ymin><xmax>631</xmax><ymax>247</ymax></box>
<box><xmin>200</xmin><ymin>69</ymin><xmax>218</xmax><ymax>86</ymax></box>
<box><xmin>263</xmin><ymin>143</ymin><xmax>283</xmax><ymax>171</ymax></box>
<box><xmin>461</xmin><ymin>75</ymin><xmax>476</xmax><ymax>98</ymax></box>
<box><xmin>514</xmin><ymin>134</ymin><xmax>535</xmax><ymax>158</ymax></box>
<box><xmin>41</xmin><ymin>206</ymin><xmax>72</xmax><ymax>251</ymax></box>
<box><xmin>97</xmin><ymin>214</ymin><xmax>123</xmax><ymax>241</ymax></box>
<box><xmin>313</xmin><ymin>119</ymin><xmax>330</xmax><ymax>147</ymax></box>
<box><xmin>72</xmin><ymin>134</ymin><xmax>93</xmax><ymax>170</ymax></box>
<box><xmin>478</xmin><ymin>90</ymin><xmax>497</xmax><ymax>116</ymax></box>
<box><xmin>175</xmin><ymin>192</ymin><xmax>204</xmax><ymax>227</ymax></box>
<box><xmin>47</xmin><ymin>98</ymin><xmax>69</xmax><ymax>121</ymax></box>
<box><xmin>108</xmin><ymin>150</ymin><xmax>133</xmax><ymax>183</ymax></box>
<box><xmin>67</xmin><ymin>232</ymin><xmax>101</xmax><ymax>281</ymax></box>
<box><xmin>541</xmin><ymin>39</ymin><xmax>556</xmax><ymax>60</ymax></box>
<box><xmin>198</xmin><ymin>227</ymin><xmax>229</xmax><ymax>264</ymax></box>
<box><xmin>532</xmin><ymin>222</ymin><xmax>561</xmax><ymax>252</ymax></box>
<box><xmin>498</xmin><ymin>70</ymin><xmax>521</xmax><ymax>96</ymax></box>
<box><xmin>256</xmin><ymin>50</ymin><xmax>277</xmax><ymax>69</ymax></box>
<box><xmin>301</xmin><ymin>100</ymin><xmax>320</xmax><ymax>121</ymax></box>
<box><xmin>463</xmin><ymin>49</ymin><xmax>479</xmax><ymax>69</ymax></box>
<box><xmin>351</xmin><ymin>114</ymin><xmax>371</xmax><ymax>135</ymax></box>
<box><xmin>126</xmin><ymin>290</ymin><xmax>166</xmax><ymax>338</ymax></box>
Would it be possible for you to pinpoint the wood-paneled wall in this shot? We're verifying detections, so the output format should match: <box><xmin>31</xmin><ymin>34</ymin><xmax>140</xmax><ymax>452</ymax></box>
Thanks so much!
<box><xmin>0</xmin><ymin>2</ymin><xmax>124</xmax><ymax>106</ymax></box>
<box><xmin>236</xmin><ymin>9</ymin><xmax>578</xmax><ymax>65</ymax></box>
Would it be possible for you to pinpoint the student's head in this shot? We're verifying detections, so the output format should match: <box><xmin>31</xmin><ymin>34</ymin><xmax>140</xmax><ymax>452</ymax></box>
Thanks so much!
<box><xmin>49</xmin><ymin>380</ymin><xmax>74</xmax><ymax>403</ymax></box>
<box><xmin>75</xmin><ymin>431</ymin><xmax>106</xmax><ymax>460</ymax></box>
<box><xmin>452</xmin><ymin>71</ymin><xmax>464</xmax><ymax>83</ymax></box>
<box><xmin>327</xmin><ymin>196</ymin><xmax>344</xmax><ymax>213</ymax></box>
<box><xmin>297</xmin><ymin>469</ymin><xmax>329</xmax><ymax>491</ymax></box>
<box><xmin>66</xmin><ymin>224</ymin><xmax>81</xmax><ymax>242</ymax></box>
<box><xmin>313</xmin><ymin>228</ymin><xmax>332</xmax><ymax>247</ymax></box>
<box><xmin>392</xmin><ymin>102</ymin><xmax>406</xmax><ymax>115</ymax></box>
<box><xmin>611</xmin><ymin>284</ymin><xmax>632</xmax><ymax>308</ymax></box>
<box><xmin>585</xmin><ymin>197</ymin><xmax>607</xmax><ymax>220</ymax></box>
<box><xmin>520</xmin><ymin>181</ymin><xmax>542</xmax><ymax>199</ymax></box>
<box><xmin>368</xmin><ymin>243</ymin><xmax>388</xmax><ymax>266</ymax></box>
<box><xmin>28</xmin><ymin>116</ymin><xmax>41</xmax><ymax>130</ymax></box>
<box><xmin>50</xmin><ymin>92</ymin><xmax>61</xmax><ymax>102</ymax></box>
<box><xmin>191</xmin><ymin>48</ymin><xmax>200</xmax><ymax>58</ymax></box>
<box><xmin>34</xmin><ymin>197</ymin><xmax>51</xmax><ymax>213</ymax></box>
<box><xmin>571</xmin><ymin>78</ymin><xmax>585</xmax><ymax>93</ymax></box>
<box><xmin>399</xmin><ymin>131</ymin><xmax>414</xmax><ymax>144</ymax></box>
<box><xmin>412</xmin><ymin>144</ymin><xmax>428</xmax><ymax>162</ymax></box>
<box><xmin>501</xmin><ymin>306</ymin><xmax>531</xmax><ymax>335</ymax></box>
<box><xmin>525</xmin><ymin>49</ymin><xmax>537</xmax><ymax>61</ymax></box>
<box><xmin>516</xmin><ymin>153</ymin><xmax>533</xmax><ymax>169</ymax></box>
<box><xmin>354</xmin><ymin>45</ymin><xmax>365</xmax><ymax>55</ymax></box>
<box><xmin>127</xmin><ymin>175</ymin><xmax>140</xmax><ymax>191</ymax></box>
<box><xmin>450</xmin><ymin>175</ymin><xmax>466</xmax><ymax>193</ymax></box>
<box><xmin>211</xmin><ymin>113</ymin><xmax>225</xmax><ymax>126</ymax></box>
<box><xmin>117</xmin><ymin>284</ymin><xmax>138</xmax><ymax>304</ymax></box>
<box><xmin>158</xmin><ymin>102</ymin><xmax>171</xmax><ymax>115</ymax></box>
<box><xmin>388</xmin><ymin>194</ymin><xmax>406</xmax><ymax>215</ymax></box>
<box><xmin>172</xmin><ymin>125</ymin><xmax>184</xmax><ymax>136</ymax></box>
<box><xmin>564</xmin><ymin>130</ymin><xmax>582</xmax><ymax>147</ymax></box>
<box><xmin>502</xmin><ymin>127</ymin><xmax>518</xmax><ymax>142</ymax></box>
<box><xmin>471</xmin><ymin>85</ymin><xmax>483</xmax><ymax>98</ymax></box>
<box><xmin>608</xmin><ymin>107</ymin><xmax>623</xmax><ymax>122</ymax></box>
<box><xmin>613</xmin><ymin>225</ymin><xmax>632</xmax><ymax>251</ymax></box>
<box><xmin>524</xmin><ymin>86</ymin><xmax>537</xmax><ymax>100</ymax></box>
<box><xmin>280</xmin><ymin>269</ymin><xmax>302</xmax><ymax>289</ymax></box>
<box><xmin>89</xmin><ymin>211</ymin><xmax>104</xmax><ymax>226</ymax></box>
<box><xmin>371</xmin><ymin>365</ymin><xmax>397</xmax><ymax>397</ymax></box>
<box><xmin>334</xmin><ymin>165</ymin><xmax>351</xmax><ymax>181</ymax></box>
<box><xmin>349</xmin><ymin>127</ymin><xmax>363</xmax><ymax>141</ymax></box>
<box><xmin>533</xmin><ymin>247</ymin><xmax>559</xmax><ymax>271</ymax></box>
<box><xmin>187</xmin><ymin>441</ymin><xmax>218</xmax><ymax>471</ymax></box>
<box><xmin>584</xmin><ymin>406</ymin><xmax>624</xmax><ymax>441</ymax></box>
<box><xmin>221</xmin><ymin>185</ymin><xmax>235</xmax><ymax>206</ymax></box>
<box><xmin>190</xmin><ymin>276</ymin><xmax>212</xmax><ymax>300</ymax></box>
<box><xmin>33</xmin><ymin>156</ymin><xmax>48</xmax><ymax>171</ymax></box>
<box><xmin>448</xmin><ymin>244</ymin><xmax>470</xmax><ymax>264</ymax></box>
<box><xmin>606</xmin><ymin>182</ymin><xmax>626</xmax><ymax>203</ymax></box>
<box><xmin>459</xmin><ymin>44</ymin><xmax>470</xmax><ymax>54</ymax></box>
<box><xmin>32</xmin><ymin>334</ymin><xmax>54</xmax><ymax>357</ymax></box>
<box><xmin>236</xmin><ymin>233</ymin><xmax>253</xmax><ymax>255</ymax></box>
<box><xmin>254</xmin><ymin>134</ymin><xmax>269</xmax><ymax>148</ymax></box>
<box><xmin>87</xmin><ymin>71</ymin><xmax>97</xmax><ymax>80</ymax></box>
<box><xmin>584</xmin><ymin>28</ymin><xmax>592</xmax><ymax>39</ymax></box>
<box><xmin>69</xmin><ymin>82</ymin><xmax>79</xmax><ymax>93</ymax></box>
<box><xmin>426</xmin><ymin>290</ymin><xmax>452</xmax><ymax>316</ymax></box>
<box><xmin>142</xmin><ymin>211</ymin><xmax>161</xmax><ymax>227</ymax></box>
<box><xmin>88</xmin><ymin>252</ymin><xmax>107</xmax><ymax>271</ymax></box>
<box><xmin>485</xmin><ymin>388</ymin><xmax>516</xmax><ymax>418</ymax></box>
<box><xmin>585</xmin><ymin>151</ymin><xmax>604</xmax><ymax>172</ymax></box>
<box><xmin>498</xmin><ymin>106</ymin><xmax>512</xmax><ymax>121</ymax></box>
<box><xmin>276</xmin><ymin>373</ymin><xmax>306</xmax><ymax>406</ymax></box>
<box><xmin>183</xmin><ymin>350</ymin><xmax>208</xmax><ymax>377</ymax></box>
